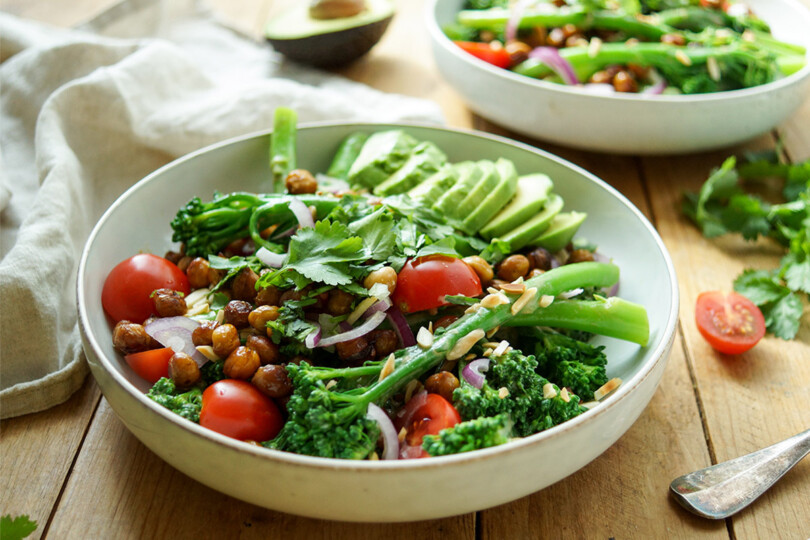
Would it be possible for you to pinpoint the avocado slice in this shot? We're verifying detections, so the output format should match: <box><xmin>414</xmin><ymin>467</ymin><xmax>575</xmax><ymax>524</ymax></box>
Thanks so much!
<box><xmin>265</xmin><ymin>0</ymin><xmax>394</xmax><ymax>68</ymax></box>
<box><xmin>347</xmin><ymin>130</ymin><xmax>417</xmax><ymax>188</ymax></box>
<box><xmin>479</xmin><ymin>173</ymin><xmax>554</xmax><ymax>239</ymax></box>
<box><xmin>408</xmin><ymin>165</ymin><xmax>458</xmax><ymax>202</ymax></box>
<box><xmin>374</xmin><ymin>141</ymin><xmax>447</xmax><ymax>196</ymax></box>
<box><xmin>454</xmin><ymin>160</ymin><xmax>500</xmax><ymax>221</ymax></box>
<box><xmin>432</xmin><ymin>161</ymin><xmax>482</xmax><ymax>216</ymax></box>
<box><xmin>532</xmin><ymin>211</ymin><xmax>588</xmax><ymax>252</ymax></box>
<box><xmin>459</xmin><ymin>158</ymin><xmax>519</xmax><ymax>235</ymax></box>
<box><xmin>501</xmin><ymin>193</ymin><xmax>564</xmax><ymax>250</ymax></box>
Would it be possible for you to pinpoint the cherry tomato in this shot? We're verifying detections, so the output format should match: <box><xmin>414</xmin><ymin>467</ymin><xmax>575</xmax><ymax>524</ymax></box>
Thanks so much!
<box><xmin>102</xmin><ymin>254</ymin><xmax>190</xmax><ymax>323</ymax></box>
<box><xmin>454</xmin><ymin>41</ymin><xmax>512</xmax><ymax>69</ymax></box>
<box><xmin>392</xmin><ymin>255</ymin><xmax>483</xmax><ymax>313</ymax></box>
<box><xmin>695</xmin><ymin>291</ymin><xmax>766</xmax><ymax>355</ymax></box>
<box><xmin>124</xmin><ymin>347</ymin><xmax>173</xmax><ymax>383</ymax></box>
<box><xmin>394</xmin><ymin>392</ymin><xmax>461</xmax><ymax>459</ymax></box>
<box><xmin>200</xmin><ymin>380</ymin><xmax>283</xmax><ymax>441</ymax></box>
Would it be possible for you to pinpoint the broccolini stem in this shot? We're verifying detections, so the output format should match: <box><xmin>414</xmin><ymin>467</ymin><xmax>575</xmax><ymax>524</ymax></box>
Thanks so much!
<box><xmin>270</xmin><ymin>107</ymin><xmax>297</xmax><ymax>193</ymax></box>
<box><xmin>247</xmin><ymin>195</ymin><xmax>344</xmax><ymax>251</ymax></box>
<box><xmin>327</xmin><ymin>133</ymin><xmax>369</xmax><ymax>180</ymax></box>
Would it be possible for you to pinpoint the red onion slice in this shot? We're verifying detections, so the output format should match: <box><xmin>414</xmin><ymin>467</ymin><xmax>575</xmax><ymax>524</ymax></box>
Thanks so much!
<box><xmin>287</xmin><ymin>197</ymin><xmax>315</xmax><ymax>229</ymax></box>
<box><xmin>144</xmin><ymin>316</ymin><xmax>207</xmax><ymax>367</ymax></box>
<box><xmin>256</xmin><ymin>246</ymin><xmax>287</xmax><ymax>268</ymax></box>
<box><xmin>270</xmin><ymin>225</ymin><xmax>297</xmax><ymax>240</ymax></box>
<box><xmin>317</xmin><ymin>311</ymin><xmax>387</xmax><ymax>347</ymax></box>
<box><xmin>366</xmin><ymin>403</ymin><xmax>399</xmax><ymax>460</ymax></box>
<box><xmin>305</xmin><ymin>323</ymin><xmax>321</xmax><ymax>348</ymax></box>
<box><xmin>591</xmin><ymin>252</ymin><xmax>619</xmax><ymax>296</ymax></box>
<box><xmin>386</xmin><ymin>305</ymin><xmax>416</xmax><ymax>347</ymax></box>
<box><xmin>365</xmin><ymin>296</ymin><xmax>392</xmax><ymax>317</ymax></box>
<box><xmin>642</xmin><ymin>69</ymin><xmax>667</xmax><ymax>95</ymax></box>
<box><xmin>528</xmin><ymin>46</ymin><xmax>579</xmax><ymax>85</ymax></box>
<box><xmin>461</xmin><ymin>358</ymin><xmax>491</xmax><ymax>389</ymax></box>
<box><xmin>505</xmin><ymin>0</ymin><xmax>530</xmax><ymax>43</ymax></box>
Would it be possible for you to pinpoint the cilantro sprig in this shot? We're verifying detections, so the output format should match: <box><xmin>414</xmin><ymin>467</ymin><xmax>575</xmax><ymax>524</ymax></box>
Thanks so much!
<box><xmin>0</xmin><ymin>514</ymin><xmax>37</xmax><ymax>540</ymax></box>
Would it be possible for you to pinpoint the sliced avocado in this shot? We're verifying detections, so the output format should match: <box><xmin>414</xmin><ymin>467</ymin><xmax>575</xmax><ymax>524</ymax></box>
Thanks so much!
<box><xmin>374</xmin><ymin>141</ymin><xmax>447</xmax><ymax>196</ymax></box>
<box><xmin>347</xmin><ymin>130</ymin><xmax>417</xmax><ymax>188</ymax></box>
<box><xmin>501</xmin><ymin>193</ymin><xmax>564</xmax><ymax>250</ymax></box>
<box><xmin>459</xmin><ymin>158</ymin><xmax>519</xmax><ymax>235</ymax></box>
<box><xmin>432</xmin><ymin>161</ymin><xmax>482</xmax><ymax>216</ymax></box>
<box><xmin>408</xmin><ymin>165</ymin><xmax>457</xmax><ymax>202</ymax></box>
<box><xmin>480</xmin><ymin>173</ymin><xmax>554</xmax><ymax>239</ymax></box>
<box><xmin>454</xmin><ymin>160</ymin><xmax>500</xmax><ymax>221</ymax></box>
<box><xmin>265</xmin><ymin>0</ymin><xmax>395</xmax><ymax>68</ymax></box>
<box><xmin>532</xmin><ymin>211</ymin><xmax>588</xmax><ymax>252</ymax></box>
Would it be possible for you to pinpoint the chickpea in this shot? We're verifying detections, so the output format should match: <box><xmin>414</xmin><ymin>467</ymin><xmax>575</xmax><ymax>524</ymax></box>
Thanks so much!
<box><xmin>335</xmin><ymin>335</ymin><xmax>372</xmax><ymax>363</ymax></box>
<box><xmin>661</xmin><ymin>33</ymin><xmax>686</xmax><ymax>46</ymax></box>
<box><xmin>248</xmin><ymin>305</ymin><xmax>280</xmax><ymax>332</ymax></box>
<box><xmin>168</xmin><ymin>352</ymin><xmax>201</xmax><ymax>387</ymax></box>
<box><xmin>527</xmin><ymin>247</ymin><xmax>553</xmax><ymax>271</ymax></box>
<box><xmin>208</xmin><ymin>266</ymin><xmax>226</xmax><ymax>288</ymax></box>
<box><xmin>152</xmin><ymin>288</ymin><xmax>187</xmax><ymax>317</ymax></box>
<box><xmin>212</xmin><ymin>323</ymin><xmax>240</xmax><ymax>358</ymax></box>
<box><xmin>223</xmin><ymin>300</ymin><xmax>252</xmax><ymax>328</ymax></box>
<box><xmin>561</xmin><ymin>23</ymin><xmax>578</xmax><ymax>38</ymax></box>
<box><xmin>255</xmin><ymin>284</ymin><xmax>280</xmax><ymax>306</ymax></box>
<box><xmin>546</xmin><ymin>27</ymin><xmax>566</xmax><ymax>47</ymax></box>
<box><xmin>176</xmin><ymin>256</ymin><xmax>192</xmax><ymax>273</ymax></box>
<box><xmin>567</xmin><ymin>249</ymin><xmax>595</xmax><ymax>264</ymax></box>
<box><xmin>224</xmin><ymin>346</ymin><xmax>260</xmax><ymax>379</ymax></box>
<box><xmin>222</xmin><ymin>237</ymin><xmax>254</xmax><ymax>258</ymax></box>
<box><xmin>627</xmin><ymin>63</ymin><xmax>650</xmax><ymax>79</ymax></box>
<box><xmin>279</xmin><ymin>288</ymin><xmax>303</xmax><ymax>304</ymax></box>
<box><xmin>231</xmin><ymin>267</ymin><xmax>259</xmax><ymax>302</ymax></box>
<box><xmin>246</xmin><ymin>335</ymin><xmax>281</xmax><ymax>365</ymax></box>
<box><xmin>613</xmin><ymin>70</ymin><xmax>638</xmax><ymax>93</ymax></box>
<box><xmin>112</xmin><ymin>321</ymin><xmax>152</xmax><ymax>354</ymax></box>
<box><xmin>284</xmin><ymin>169</ymin><xmax>318</xmax><ymax>195</ymax></box>
<box><xmin>424</xmin><ymin>371</ymin><xmax>460</xmax><ymax>402</ymax></box>
<box><xmin>164</xmin><ymin>250</ymin><xmax>183</xmax><ymax>265</ymax></box>
<box><xmin>370</xmin><ymin>329</ymin><xmax>398</xmax><ymax>358</ymax></box>
<box><xmin>326</xmin><ymin>289</ymin><xmax>354</xmax><ymax>316</ymax></box>
<box><xmin>363</xmin><ymin>266</ymin><xmax>397</xmax><ymax>295</ymax></box>
<box><xmin>463</xmin><ymin>256</ymin><xmax>494</xmax><ymax>285</ymax></box>
<box><xmin>251</xmin><ymin>364</ymin><xmax>293</xmax><ymax>398</ymax></box>
<box><xmin>434</xmin><ymin>315</ymin><xmax>459</xmax><ymax>329</ymax></box>
<box><xmin>192</xmin><ymin>320</ymin><xmax>218</xmax><ymax>346</ymax></box>
<box><xmin>497</xmin><ymin>254</ymin><xmax>530</xmax><ymax>282</ymax></box>
<box><xmin>186</xmin><ymin>257</ymin><xmax>210</xmax><ymax>289</ymax></box>
<box><xmin>589</xmin><ymin>70</ymin><xmax>613</xmax><ymax>85</ymax></box>
<box><xmin>504</xmin><ymin>40</ymin><xmax>531</xmax><ymax>65</ymax></box>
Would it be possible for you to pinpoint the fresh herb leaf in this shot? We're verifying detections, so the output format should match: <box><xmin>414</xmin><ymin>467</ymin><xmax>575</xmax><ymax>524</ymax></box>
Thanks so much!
<box><xmin>414</xmin><ymin>236</ymin><xmax>460</xmax><ymax>258</ymax></box>
<box><xmin>0</xmin><ymin>514</ymin><xmax>38</xmax><ymax>540</ymax></box>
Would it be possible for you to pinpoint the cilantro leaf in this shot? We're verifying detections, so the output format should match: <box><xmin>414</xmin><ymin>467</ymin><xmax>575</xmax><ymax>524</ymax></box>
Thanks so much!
<box><xmin>0</xmin><ymin>515</ymin><xmax>37</xmax><ymax>540</ymax></box>
<box><xmin>348</xmin><ymin>206</ymin><xmax>396</xmax><ymax>261</ymax></box>
<box><xmin>284</xmin><ymin>220</ymin><xmax>366</xmax><ymax>287</ymax></box>
<box><xmin>762</xmin><ymin>292</ymin><xmax>803</xmax><ymax>340</ymax></box>
<box><xmin>733</xmin><ymin>269</ymin><xmax>788</xmax><ymax>305</ymax></box>
<box><xmin>414</xmin><ymin>236</ymin><xmax>460</xmax><ymax>259</ymax></box>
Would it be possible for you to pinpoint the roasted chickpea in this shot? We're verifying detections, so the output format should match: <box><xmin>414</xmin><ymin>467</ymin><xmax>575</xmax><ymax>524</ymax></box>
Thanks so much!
<box><xmin>246</xmin><ymin>335</ymin><xmax>281</xmax><ymax>365</ymax></box>
<box><xmin>192</xmin><ymin>320</ymin><xmax>218</xmax><ymax>346</ymax></box>
<box><xmin>186</xmin><ymin>257</ymin><xmax>210</xmax><ymax>289</ymax></box>
<box><xmin>504</xmin><ymin>40</ymin><xmax>531</xmax><ymax>65</ymax></box>
<box><xmin>231</xmin><ymin>267</ymin><xmax>259</xmax><ymax>302</ymax></box>
<box><xmin>255</xmin><ymin>284</ymin><xmax>280</xmax><ymax>306</ymax></box>
<box><xmin>251</xmin><ymin>364</ymin><xmax>293</xmax><ymax>398</ymax></box>
<box><xmin>207</xmin><ymin>266</ymin><xmax>226</xmax><ymax>288</ymax></box>
<box><xmin>326</xmin><ymin>289</ymin><xmax>354</xmax><ymax>316</ymax></box>
<box><xmin>112</xmin><ymin>320</ymin><xmax>152</xmax><ymax>354</ymax></box>
<box><xmin>497</xmin><ymin>254</ymin><xmax>530</xmax><ymax>282</ymax></box>
<box><xmin>248</xmin><ymin>305</ymin><xmax>280</xmax><ymax>332</ymax></box>
<box><xmin>279</xmin><ymin>288</ymin><xmax>303</xmax><ymax>304</ymax></box>
<box><xmin>223</xmin><ymin>300</ymin><xmax>252</xmax><ymax>328</ymax></box>
<box><xmin>176</xmin><ymin>256</ymin><xmax>192</xmax><ymax>273</ymax></box>
<box><xmin>567</xmin><ymin>249</ymin><xmax>595</xmax><ymax>264</ymax></box>
<box><xmin>627</xmin><ymin>63</ymin><xmax>650</xmax><ymax>79</ymax></box>
<box><xmin>424</xmin><ymin>371</ymin><xmax>460</xmax><ymax>402</ymax></box>
<box><xmin>613</xmin><ymin>70</ymin><xmax>638</xmax><ymax>93</ymax></box>
<box><xmin>335</xmin><ymin>335</ymin><xmax>373</xmax><ymax>363</ymax></box>
<box><xmin>589</xmin><ymin>70</ymin><xmax>613</xmax><ymax>85</ymax></box>
<box><xmin>224</xmin><ymin>346</ymin><xmax>260</xmax><ymax>379</ymax></box>
<box><xmin>285</xmin><ymin>169</ymin><xmax>318</xmax><ymax>195</ymax></box>
<box><xmin>152</xmin><ymin>288</ymin><xmax>187</xmax><ymax>317</ymax></box>
<box><xmin>169</xmin><ymin>352</ymin><xmax>201</xmax><ymax>387</ymax></box>
<box><xmin>363</xmin><ymin>266</ymin><xmax>397</xmax><ymax>295</ymax></box>
<box><xmin>527</xmin><ymin>247</ymin><xmax>553</xmax><ymax>271</ymax></box>
<box><xmin>463</xmin><ymin>255</ymin><xmax>494</xmax><ymax>285</ymax></box>
<box><xmin>212</xmin><ymin>323</ymin><xmax>240</xmax><ymax>358</ymax></box>
<box><xmin>164</xmin><ymin>250</ymin><xmax>183</xmax><ymax>265</ymax></box>
<box><xmin>222</xmin><ymin>237</ymin><xmax>254</xmax><ymax>258</ymax></box>
<box><xmin>546</xmin><ymin>27</ymin><xmax>566</xmax><ymax>47</ymax></box>
<box><xmin>370</xmin><ymin>329</ymin><xmax>398</xmax><ymax>358</ymax></box>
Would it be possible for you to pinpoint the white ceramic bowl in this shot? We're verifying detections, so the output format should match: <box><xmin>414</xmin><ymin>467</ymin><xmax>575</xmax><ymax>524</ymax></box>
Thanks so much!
<box><xmin>77</xmin><ymin>123</ymin><xmax>678</xmax><ymax>522</ymax></box>
<box><xmin>428</xmin><ymin>0</ymin><xmax>810</xmax><ymax>154</ymax></box>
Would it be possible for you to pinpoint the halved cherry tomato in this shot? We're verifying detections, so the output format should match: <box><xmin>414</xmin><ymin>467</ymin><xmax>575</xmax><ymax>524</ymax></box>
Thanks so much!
<box><xmin>394</xmin><ymin>392</ymin><xmax>461</xmax><ymax>459</ymax></box>
<box><xmin>392</xmin><ymin>255</ymin><xmax>483</xmax><ymax>313</ymax></box>
<box><xmin>200</xmin><ymin>380</ymin><xmax>283</xmax><ymax>441</ymax></box>
<box><xmin>695</xmin><ymin>291</ymin><xmax>766</xmax><ymax>354</ymax></box>
<box><xmin>124</xmin><ymin>347</ymin><xmax>173</xmax><ymax>383</ymax></box>
<box><xmin>102</xmin><ymin>253</ymin><xmax>190</xmax><ymax>323</ymax></box>
<box><xmin>454</xmin><ymin>41</ymin><xmax>512</xmax><ymax>69</ymax></box>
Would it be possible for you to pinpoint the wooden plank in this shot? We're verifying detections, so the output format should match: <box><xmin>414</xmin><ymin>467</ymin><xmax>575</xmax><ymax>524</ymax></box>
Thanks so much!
<box><xmin>45</xmin><ymin>399</ymin><xmax>476</xmax><ymax>539</ymax></box>
<box><xmin>0</xmin><ymin>378</ymin><xmax>100</xmax><ymax>540</ymax></box>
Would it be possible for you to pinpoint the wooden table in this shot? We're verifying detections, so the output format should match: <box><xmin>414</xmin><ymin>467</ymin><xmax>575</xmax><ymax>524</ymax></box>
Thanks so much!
<box><xmin>2</xmin><ymin>1</ymin><xmax>808</xmax><ymax>538</ymax></box>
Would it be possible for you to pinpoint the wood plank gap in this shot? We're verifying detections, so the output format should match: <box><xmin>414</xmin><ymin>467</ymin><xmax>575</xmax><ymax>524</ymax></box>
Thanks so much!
<box><xmin>39</xmin><ymin>393</ymin><xmax>103</xmax><ymax>539</ymax></box>
<box><xmin>475</xmin><ymin>511</ymin><xmax>482</xmax><ymax>540</ymax></box>
<box><xmin>632</xmin><ymin>155</ymin><xmax>660</xmax><ymax>229</ymax></box>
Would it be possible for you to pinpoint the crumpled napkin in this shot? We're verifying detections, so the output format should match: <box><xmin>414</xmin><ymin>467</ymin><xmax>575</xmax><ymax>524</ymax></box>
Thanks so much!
<box><xmin>0</xmin><ymin>1</ymin><xmax>443</xmax><ymax>419</ymax></box>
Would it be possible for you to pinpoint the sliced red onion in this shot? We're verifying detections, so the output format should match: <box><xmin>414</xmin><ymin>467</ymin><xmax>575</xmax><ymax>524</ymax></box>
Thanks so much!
<box><xmin>256</xmin><ymin>246</ymin><xmax>287</xmax><ymax>268</ymax></box>
<box><xmin>317</xmin><ymin>311</ymin><xmax>387</xmax><ymax>348</ymax></box>
<box><xmin>505</xmin><ymin>0</ymin><xmax>530</xmax><ymax>43</ymax></box>
<box><xmin>642</xmin><ymin>69</ymin><xmax>667</xmax><ymax>95</ymax></box>
<box><xmin>270</xmin><ymin>225</ymin><xmax>296</xmax><ymax>240</ymax></box>
<box><xmin>386</xmin><ymin>305</ymin><xmax>416</xmax><ymax>347</ymax></box>
<box><xmin>591</xmin><ymin>252</ymin><xmax>619</xmax><ymax>296</ymax></box>
<box><xmin>305</xmin><ymin>323</ymin><xmax>321</xmax><ymax>348</ymax></box>
<box><xmin>365</xmin><ymin>296</ymin><xmax>392</xmax><ymax>317</ymax></box>
<box><xmin>287</xmin><ymin>197</ymin><xmax>315</xmax><ymax>229</ymax></box>
<box><xmin>462</xmin><ymin>358</ymin><xmax>491</xmax><ymax>389</ymax></box>
<box><xmin>529</xmin><ymin>46</ymin><xmax>579</xmax><ymax>85</ymax></box>
<box><xmin>145</xmin><ymin>316</ymin><xmax>207</xmax><ymax>367</ymax></box>
<box><xmin>366</xmin><ymin>403</ymin><xmax>399</xmax><ymax>460</ymax></box>
<box><xmin>550</xmin><ymin>256</ymin><xmax>561</xmax><ymax>269</ymax></box>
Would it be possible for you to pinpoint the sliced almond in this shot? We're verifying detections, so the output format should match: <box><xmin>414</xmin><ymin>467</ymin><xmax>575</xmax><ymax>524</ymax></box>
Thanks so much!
<box><xmin>560</xmin><ymin>387</ymin><xmax>571</xmax><ymax>403</ymax></box>
<box><xmin>404</xmin><ymin>379</ymin><xmax>422</xmax><ymax>403</ymax></box>
<box><xmin>378</xmin><ymin>353</ymin><xmax>396</xmax><ymax>382</ymax></box>
<box><xmin>215</xmin><ymin>309</ymin><xmax>225</xmax><ymax>324</ymax></box>
<box><xmin>675</xmin><ymin>50</ymin><xmax>692</xmax><ymax>66</ymax></box>
<box><xmin>464</xmin><ymin>303</ymin><xmax>481</xmax><ymax>314</ymax></box>
<box><xmin>498</xmin><ymin>387</ymin><xmax>510</xmax><ymax>399</ymax></box>
<box><xmin>481</xmin><ymin>293</ymin><xmax>509</xmax><ymax>309</ymax></box>
<box><xmin>416</xmin><ymin>326</ymin><xmax>434</xmax><ymax>349</ymax></box>
<box><xmin>706</xmin><ymin>56</ymin><xmax>721</xmax><ymax>81</ymax></box>
<box><xmin>538</xmin><ymin>295</ymin><xmax>555</xmax><ymax>308</ymax></box>
<box><xmin>486</xmin><ymin>326</ymin><xmax>500</xmax><ymax>339</ymax></box>
<box><xmin>446</xmin><ymin>329</ymin><xmax>485</xmax><ymax>360</ymax></box>
<box><xmin>542</xmin><ymin>383</ymin><xmax>557</xmax><ymax>399</ymax></box>
<box><xmin>369</xmin><ymin>452</ymin><xmax>379</xmax><ymax>461</ymax></box>
<box><xmin>186</xmin><ymin>302</ymin><xmax>210</xmax><ymax>317</ymax></box>
<box><xmin>347</xmin><ymin>296</ymin><xmax>378</xmax><ymax>325</ymax></box>
<box><xmin>196</xmin><ymin>345</ymin><xmax>220</xmax><ymax>361</ymax></box>
<box><xmin>493</xmin><ymin>340</ymin><xmax>510</xmax><ymax>357</ymax></box>
<box><xmin>325</xmin><ymin>379</ymin><xmax>337</xmax><ymax>390</ymax></box>
<box><xmin>594</xmin><ymin>377</ymin><xmax>623</xmax><ymax>401</ymax></box>
<box><xmin>398</xmin><ymin>427</ymin><xmax>407</xmax><ymax>443</ymax></box>
<box><xmin>588</xmin><ymin>36</ymin><xmax>602</xmax><ymax>58</ymax></box>
<box><xmin>184</xmin><ymin>287</ymin><xmax>211</xmax><ymax>307</ymax></box>
<box><xmin>511</xmin><ymin>287</ymin><xmax>538</xmax><ymax>315</ymax></box>
<box><xmin>499</xmin><ymin>282</ymin><xmax>526</xmax><ymax>294</ymax></box>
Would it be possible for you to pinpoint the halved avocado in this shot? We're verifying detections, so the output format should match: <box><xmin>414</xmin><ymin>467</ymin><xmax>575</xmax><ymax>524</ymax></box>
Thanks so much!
<box><xmin>266</xmin><ymin>0</ymin><xmax>395</xmax><ymax>68</ymax></box>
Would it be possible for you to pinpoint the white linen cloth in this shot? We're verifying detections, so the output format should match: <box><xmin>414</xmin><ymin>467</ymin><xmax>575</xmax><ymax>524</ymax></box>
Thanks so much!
<box><xmin>0</xmin><ymin>0</ymin><xmax>443</xmax><ymax>419</ymax></box>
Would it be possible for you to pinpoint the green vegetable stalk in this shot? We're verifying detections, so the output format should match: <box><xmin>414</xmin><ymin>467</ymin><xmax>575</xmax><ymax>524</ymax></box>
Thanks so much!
<box><xmin>270</xmin><ymin>107</ymin><xmax>297</xmax><ymax>192</ymax></box>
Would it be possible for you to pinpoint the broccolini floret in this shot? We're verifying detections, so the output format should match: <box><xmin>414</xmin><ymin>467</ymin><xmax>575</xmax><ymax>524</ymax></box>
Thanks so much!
<box><xmin>530</xmin><ymin>329</ymin><xmax>608</xmax><ymax>399</ymax></box>
<box><xmin>147</xmin><ymin>378</ymin><xmax>203</xmax><ymax>423</ymax></box>
<box><xmin>422</xmin><ymin>414</ymin><xmax>512</xmax><ymax>456</ymax></box>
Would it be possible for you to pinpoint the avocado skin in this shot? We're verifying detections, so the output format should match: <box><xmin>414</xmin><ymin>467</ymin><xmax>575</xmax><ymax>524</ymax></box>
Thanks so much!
<box><xmin>267</xmin><ymin>16</ymin><xmax>392</xmax><ymax>68</ymax></box>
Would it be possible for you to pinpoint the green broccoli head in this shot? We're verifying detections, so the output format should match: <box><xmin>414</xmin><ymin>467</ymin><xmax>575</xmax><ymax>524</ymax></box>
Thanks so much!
<box><xmin>170</xmin><ymin>192</ymin><xmax>263</xmax><ymax>256</ymax></box>
<box><xmin>422</xmin><ymin>413</ymin><xmax>512</xmax><ymax>457</ymax></box>
<box><xmin>532</xmin><ymin>329</ymin><xmax>608</xmax><ymax>399</ymax></box>
<box><xmin>146</xmin><ymin>377</ymin><xmax>203</xmax><ymax>423</ymax></box>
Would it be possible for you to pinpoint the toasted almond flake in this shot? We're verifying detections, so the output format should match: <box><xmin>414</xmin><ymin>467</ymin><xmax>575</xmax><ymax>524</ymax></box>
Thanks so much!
<box><xmin>348</xmin><ymin>296</ymin><xmax>378</xmax><ymax>325</ymax></box>
<box><xmin>309</xmin><ymin>205</ymin><xmax>318</xmax><ymax>221</ymax></box>
<box><xmin>486</xmin><ymin>326</ymin><xmax>500</xmax><ymax>339</ymax></box>
<box><xmin>398</xmin><ymin>427</ymin><xmax>407</xmax><ymax>443</ymax></box>
<box><xmin>483</xmin><ymin>349</ymin><xmax>493</xmax><ymax>357</ymax></box>
<box><xmin>716</xmin><ymin>28</ymin><xmax>732</xmax><ymax>39</ymax></box>
<box><xmin>185</xmin><ymin>287</ymin><xmax>211</xmax><ymax>307</ymax></box>
<box><xmin>675</xmin><ymin>50</ymin><xmax>692</xmax><ymax>66</ymax></box>
<box><xmin>588</xmin><ymin>36</ymin><xmax>603</xmax><ymax>57</ymax></box>
<box><xmin>581</xmin><ymin>401</ymin><xmax>599</xmax><ymax>410</ymax></box>
<box><xmin>538</xmin><ymin>295</ymin><xmax>555</xmax><ymax>308</ymax></box>
<box><xmin>493</xmin><ymin>340</ymin><xmax>510</xmax><ymax>357</ymax></box>
<box><xmin>325</xmin><ymin>379</ymin><xmax>337</xmax><ymax>390</ymax></box>
<box><xmin>512</xmin><ymin>276</ymin><xmax>524</xmax><ymax>284</ymax></box>
<box><xmin>487</xmin><ymin>286</ymin><xmax>500</xmax><ymax>295</ymax></box>
<box><xmin>594</xmin><ymin>377</ymin><xmax>623</xmax><ymax>400</ymax></box>
<box><xmin>416</xmin><ymin>327</ymin><xmax>434</xmax><ymax>349</ymax></box>
<box><xmin>560</xmin><ymin>387</ymin><xmax>571</xmax><ymax>403</ymax></box>
<box><xmin>404</xmin><ymin>379</ymin><xmax>422</xmax><ymax>403</ymax></box>
<box><xmin>369</xmin><ymin>452</ymin><xmax>379</xmax><ymax>461</ymax></box>
<box><xmin>446</xmin><ymin>329</ymin><xmax>485</xmax><ymax>360</ymax></box>
<box><xmin>464</xmin><ymin>303</ymin><xmax>481</xmax><ymax>314</ymax></box>
<box><xmin>511</xmin><ymin>287</ymin><xmax>538</xmax><ymax>315</ymax></box>
<box><xmin>498</xmin><ymin>387</ymin><xmax>510</xmax><ymax>399</ymax></box>
<box><xmin>742</xmin><ymin>29</ymin><xmax>755</xmax><ymax>42</ymax></box>
<box><xmin>186</xmin><ymin>302</ymin><xmax>210</xmax><ymax>317</ymax></box>
<box><xmin>499</xmin><ymin>282</ymin><xmax>526</xmax><ymax>294</ymax></box>
<box><xmin>196</xmin><ymin>345</ymin><xmax>220</xmax><ymax>361</ymax></box>
<box><xmin>482</xmin><ymin>341</ymin><xmax>500</xmax><ymax>349</ymax></box>
<box><xmin>542</xmin><ymin>383</ymin><xmax>557</xmax><ymax>399</ymax></box>
<box><xmin>428</xmin><ymin>321</ymin><xmax>434</xmax><ymax>334</ymax></box>
<box><xmin>481</xmin><ymin>293</ymin><xmax>509</xmax><ymax>309</ymax></box>
<box><xmin>215</xmin><ymin>309</ymin><xmax>225</xmax><ymax>324</ymax></box>
<box><xmin>464</xmin><ymin>353</ymin><xmax>477</xmax><ymax>361</ymax></box>
<box><xmin>706</xmin><ymin>56</ymin><xmax>721</xmax><ymax>81</ymax></box>
<box><xmin>378</xmin><ymin>353</ymin><xmax>396</xmax><ymax>382</ymax></box>
<box><xmin>625</xmin><ymin>38</ymin><xmax>639</xmax><ymax>47</ymax></box>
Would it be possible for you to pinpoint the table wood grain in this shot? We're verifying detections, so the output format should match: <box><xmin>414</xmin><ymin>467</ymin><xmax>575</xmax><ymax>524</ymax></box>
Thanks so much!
<box><xmin>1</xmin><ymin>0</ymin><xmax>808</xmax><ymax>538</ymax></box>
